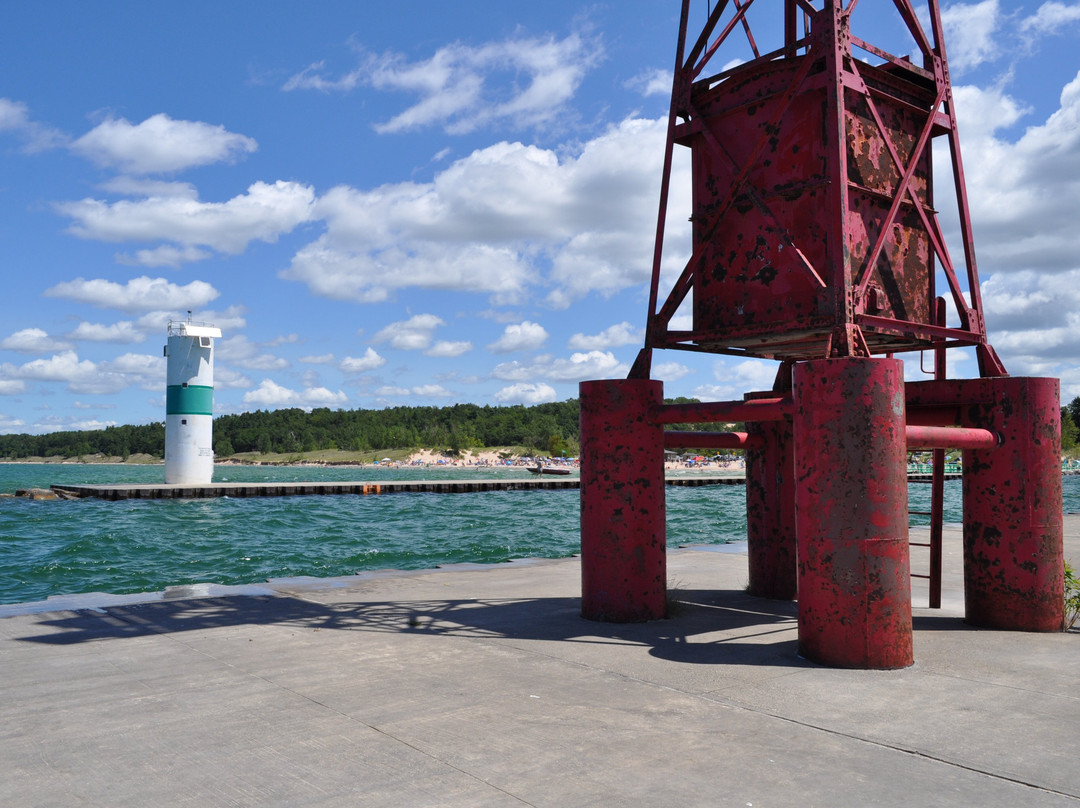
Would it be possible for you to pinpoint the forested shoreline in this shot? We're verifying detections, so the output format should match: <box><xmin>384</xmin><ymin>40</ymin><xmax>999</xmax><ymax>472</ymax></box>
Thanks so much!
<box><xmin>0</xmin><ymin>398</ymin><xmax>733</xmax><ymax>461</ymax></box>
<box><xmin>3</xmin><ymin>395</ymin><xmax>1078</xmax><ymax>462</ymax></box>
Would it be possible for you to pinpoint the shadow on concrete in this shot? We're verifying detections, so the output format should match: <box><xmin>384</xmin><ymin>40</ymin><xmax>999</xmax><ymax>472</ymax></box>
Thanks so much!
<box><xmin>911</xmin><ymin>614</ymin><xmax>973</xmax><ymax>632</ymax></box>
<box><xmin>12</xmin><ymin>587</ymin><xmax>820</xmax><ymax>667</ymax></box>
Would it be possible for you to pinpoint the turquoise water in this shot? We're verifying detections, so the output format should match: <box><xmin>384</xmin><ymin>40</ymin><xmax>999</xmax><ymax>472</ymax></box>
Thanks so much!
<box><xmin>1</xmin><ymin>464</ymin><xmax>1077</xmax><ymax>606</ymax></box>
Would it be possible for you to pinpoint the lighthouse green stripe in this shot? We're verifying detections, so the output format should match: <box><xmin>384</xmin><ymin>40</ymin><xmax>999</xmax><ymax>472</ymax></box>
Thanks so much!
<box><xmin>166</xmin><ymin>385</ymin><xmax>214</xmax><ymax>415</ymax></box>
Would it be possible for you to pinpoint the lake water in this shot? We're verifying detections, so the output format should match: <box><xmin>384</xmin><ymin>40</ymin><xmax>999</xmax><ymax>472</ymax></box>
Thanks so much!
<box><xmin>2</xmin><ymin>463</ymin><xmax>1077</xmax><ymax>606</ymax></box>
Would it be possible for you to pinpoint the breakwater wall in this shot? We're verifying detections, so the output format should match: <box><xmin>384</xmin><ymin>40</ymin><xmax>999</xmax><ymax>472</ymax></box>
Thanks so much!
<box><xmin>49</xmin><ymin>472</ymin><xmax>970</xmax><ymax>501</ymax></box>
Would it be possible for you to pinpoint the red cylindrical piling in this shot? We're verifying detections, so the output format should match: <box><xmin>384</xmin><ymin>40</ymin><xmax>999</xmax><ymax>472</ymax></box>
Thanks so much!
<box><xmin>962</xmin><ymin>377</ymin><xmax>1064</xmax><ymax>631</ymax></box>
<box><xmin>579</xmin><ymin>379</ymin><xmax>667</xmax><ymax>622</ymax></box>
<box><xmin>792</xmin><ymin>358</ymin><xmax>912</xmax><ymax>669</ymax></box>
<box><xmin>745</xmin><ymin>409</ymin><xmax>797</xmax><ymax>600</ymax></box>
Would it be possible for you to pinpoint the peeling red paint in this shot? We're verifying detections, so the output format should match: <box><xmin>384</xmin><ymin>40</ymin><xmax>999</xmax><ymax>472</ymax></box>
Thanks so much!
<box><xmin>580</xmin><ymin>380</ymin><xmax>667</xmax><ymax>622</ymax></box>
<box><xmin>793</xmin><ymin>358</ymin><xmax>913</xmax><ymax>669</ymax></box>
<box><xmin>745</xmin><ymin>392</ymin><xmax>798</xmax><ymax>601</ymax></box>
<box><xmin>908</xmin><ymin>378</ymin><xmax>1064</xmax><ymax>630</ymax></box>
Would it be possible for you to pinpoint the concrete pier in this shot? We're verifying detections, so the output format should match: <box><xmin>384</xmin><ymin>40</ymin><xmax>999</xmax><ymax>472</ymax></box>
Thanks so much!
<box><xmin>1</xmin><ymin>517</ymin><xmax>1077</xmax><ymax>806</ymax></box>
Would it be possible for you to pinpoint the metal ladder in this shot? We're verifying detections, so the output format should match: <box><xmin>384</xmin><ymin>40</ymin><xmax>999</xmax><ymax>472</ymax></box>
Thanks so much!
<box><xmin>909</xmin><ymin>448</ymin><xmax>945</xmax><ymax>608</ymax></box>
<box><xmin>907</xmin><ymin>299</ymin><xmax>947</xmax><ymax>609</ymax></box>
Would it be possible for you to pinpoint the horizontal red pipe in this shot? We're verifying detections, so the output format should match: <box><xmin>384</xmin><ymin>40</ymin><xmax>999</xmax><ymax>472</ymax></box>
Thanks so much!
<box><xmin>663</xmin><ymin>431</ymin><xmax>765</xmax><ymax>450</ymax></box>
<box><xmin>654</xmin><ymin>397</ymin><xmax>792</xmax><ymax>425</ymax></box>
<box><xmin>906</xmin><ymin>425</ymin><xmax>1000</xmax><ymax>450</ymax></box>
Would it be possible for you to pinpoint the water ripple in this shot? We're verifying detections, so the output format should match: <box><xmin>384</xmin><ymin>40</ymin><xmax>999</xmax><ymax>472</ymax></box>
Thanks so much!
<box><xmin>2</xmin><ymin>464</ymin><xmax>1076</xmax><ymax>605</ymax></box>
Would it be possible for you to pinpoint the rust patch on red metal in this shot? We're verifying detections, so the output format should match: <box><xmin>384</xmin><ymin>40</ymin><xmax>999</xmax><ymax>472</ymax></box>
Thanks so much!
<box><xmin>579</xmin><ymin>380</ymin><xmax>667</xmax><ymax>622</ymax></box>
<box><xmin>745</xmin><ymin>406</ymin><xmax>798</xmax><ymax>601</ymax></box>
<box><xmin>793</xmin><ymin>358</ymin><xmax>913</xmax><ymax>669</ymax></box>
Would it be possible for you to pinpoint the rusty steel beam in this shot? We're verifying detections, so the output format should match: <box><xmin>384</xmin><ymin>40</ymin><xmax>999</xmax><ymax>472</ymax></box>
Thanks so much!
<box><xmin>662</xmin><ymin>431</ymin><xmax>763</xmax><ymax>450</ymax></box>
<box><xmin>579</xmin><ymin>379</ymin><xmax>667</xmax><ymax>622</ymax></box>
<box><xmin>654</xmin><ymin>397</ymin><xmax>792</xmax><ymax>425</ymax></box>
<box><xmin>638</xmin><ymin>0</ymin><xmax>1001</xmax><ymax>368</ymax></box>
<box><xmin>793</xmin><ymin>358</ymin><xmax>913</xmax><ymax>669</ymax></box>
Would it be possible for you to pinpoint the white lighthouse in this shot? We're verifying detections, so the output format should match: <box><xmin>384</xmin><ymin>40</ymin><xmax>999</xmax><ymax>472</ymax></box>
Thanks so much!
<box><xmin>164</xmin><ymin>316</ymin><xmax>222</xmax><ymax>484</ymax></box>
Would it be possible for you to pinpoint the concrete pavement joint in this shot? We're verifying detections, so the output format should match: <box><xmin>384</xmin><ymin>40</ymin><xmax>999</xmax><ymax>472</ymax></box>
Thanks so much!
<box><xmin>465</xmin><ymin>629</ymin><xmax>1080</xmax><ymax>803</ymax></box>
<box><xmin>692</xmin><ymin>693</ymin><xmax>1080</xmax><ymax>802</ymax></box>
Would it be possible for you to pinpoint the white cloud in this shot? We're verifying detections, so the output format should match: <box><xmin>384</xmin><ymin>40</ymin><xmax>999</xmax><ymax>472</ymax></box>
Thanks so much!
<box><xmin>285</xmin><ymin>32</ymin><xmax>602</xmax><ymax>135</ymax></box>
<box><xmin>373</xmin><ymin>383</ymin><xmax>453</xmax><ymax>399</ymax></box>
<box><xmin>44</xmin><ymin>276</ymin><xmax>219</xmax><ymax>313</ymax></box>
<box><xmin>0</xmin><ymin>413</ymin><xmax>27</xmax><ymax>433</ymax></box>
<box><xmin>198</xmin><ymin>305</ymin><xmax>248</xmax><ymax>332</ymax></box>
<box><xmin>493</xmin><ymin>382</ymin><xmax>557</xmax><ymax>405</ymax></box>
<box><xmin>0</xmin><ymin>97</ymin><xmax>66</xmax><ymax>151</ymax></box>
<box><xmin>132</xmin><ymin>304</ymin><xmax>245</xmax><ymax>335</ymax></box>
<box><xmin>35</xmin><ymin>416</ymin><xmax>118</xmax><ymax>432</ymax></box>
<box><xmin>491</xmin><ymin>350</ymin><xmax>627</xmax><ymax>382</ymax></box>
<box><xmin>0</xmin><ymin>97</ymin><xmax>30</xmax><ymax>131</ymax></box>
<box><xmin>948</xmin><ymin>73</ymin><xmax>1080</xmax><ymax>277</ymax></box>
<box><xmin>691</xmin><ymin>359</ymin><xmax>778</xmax><ymax>402</ymax></box>
<box><xmin>284</xmin><ymin>188</ymin><xmax>531</xmax><ymax>304</ymax></box>
<box><xmin>215</xmin><ymin>336</ymin><xmax>289</xmax><ymax>371</ymax></box>
<box><xmin>213</xmin><ymin>367</ymin><xmax>253</xmax><ymax>390</ymax></box>
<box><xmin>546</xmin><ymin>118</ymin><xmax>687</xmax><ymax>305</ymax></box>
<box><xmin>264</xmin><ymin>333</ymin><xmax>301</xmax><ymax>348</ymax></box>
<box><xmin>0</xmin><ymin>380</ymin><xmax>28</xmax><ymax>395</ymax></box>
<box><xmin>242</xmin><ymin>379</ymin><xmax>347</xmax><ymax>409</ymax></box>
<box><xmin>424</xmin><ymin>340</ymin><xmax>473</xmax><ymax>358</ymax></box>
<box><xmin>56</xmin><ymin>180</ymin><xmax>316</xmax><ymax>258</ymax></box>
<box><xmin>980</xmin><ymin>270</ymin><xmax>1080</xmax><ymax>378</ymax></box>
<box><xmin>99</xmin><ymin>353</ymin><xmax>165</xmax><ymax>389</ymax></box>
<box><xmin>1</xmin><ymin>328</ymin><xmax>73</xmax><ymax>353</ymax></box>
<box><xmin>567</xmin><ymin>321</ymin><xmax>642</xmax><ymax>350</ymax></box>
<box><xmin>653</xmin><ymin>361</ymin><xmax>693</xmax><ymax>382</ymax></box>
<box><xmin>280</xmin><ymin>116</ymin><xmax>684</xmax><ymax>307</ymax></box>
<box><xmin>373</xmin><ymin>314</ymin><xmax>445</xmax><ymax>350</ymax></box>
<box><xmin>488</xmin><ymin>321</ymin><xmax>549</xmax><ymax>353</ymax></box>
<box><xmin>68</xmin><ymin>321</ymin><xmax>146</xmax><ymax>344</ymax></box>
<box><xmin>120</xmin><ymin>244</ymin><xmax>213</xmax><ymax>269</ymax></box>
<box><xmin>411</xmin><ymin>384</ymin><xmax>453</xmax><ymax>398</ymax></box>
<box><xmin>941</xmin><ymin>0</ymin><xmax>1001</xmax><ymax>72</ymax></box>
<box><xmin>339</xmin><ymin>348</ymin><xmax>386</xmax><ymax>373</ymax></box>
<box><xmin>625</xmin><ymin>68</ymin><xmax>670</xmax><ymax>97</ymax></box>
<box><xmin>5</xmin><ymin>350</ymin><xmax>163</xmax><ymax>395</ymax></box>
<box><xmin>1020</xmin><ymin>1</ymin><xmax>1080</xmax><ymax>35</ymax></box>
<box><xmin>299</xmin><ymin>353</ymin><xmax>336</xmax><ymax>365</ymax></box>
<box><xmin>71</xmin><ymin>113</ymin><xmax>257</xmax><ymax>174</ymax></box>
<box><xmin>100</xmin><ymin>177</ymin><xmax>197</xmax><ymax>197</ymax></box>
<box><xmin>13</xmin><ymin>351</ymin><xmax>98</xmax><ymax>383</ymax></box>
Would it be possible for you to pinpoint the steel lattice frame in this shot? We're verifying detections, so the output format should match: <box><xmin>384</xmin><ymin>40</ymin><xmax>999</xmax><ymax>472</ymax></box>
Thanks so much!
<box><xmin>632</xmin><ymin>0</ymin><xmax>1007</xmax><ymax>379</ymax></box>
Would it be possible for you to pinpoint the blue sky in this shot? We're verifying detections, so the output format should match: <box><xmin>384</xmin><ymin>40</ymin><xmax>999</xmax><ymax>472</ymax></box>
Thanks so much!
<box><xmin>2</xmin><ymin>0</ymin><xmax>1079</xmax><ymax>434</ymax></box>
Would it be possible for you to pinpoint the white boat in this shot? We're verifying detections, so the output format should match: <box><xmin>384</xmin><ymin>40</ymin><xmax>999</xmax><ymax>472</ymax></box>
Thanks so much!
<box><xmin>527</xmin><ymin>464</ymin><xmax>572</xmax><ymax>476</ymax></box>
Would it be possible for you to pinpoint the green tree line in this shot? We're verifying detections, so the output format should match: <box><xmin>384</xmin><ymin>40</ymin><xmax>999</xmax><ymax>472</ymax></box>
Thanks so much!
<box><xmin>6</xmin><ymin>394</ymin><xmax>1072</xmax><ymax>460</ymax></box>
<box><xmin>0</xmin><ymin>422</ymin><xmax>166</xmax><ymax>460</ymax></box>
<box><xmin>0</xmin><ymin>401</ymin><xmax>580</xmax><ymax>459</ymax></box>
<box><xmin>1063</xmin><ymin>396</ymin><xmax>1080</xmax><ymax>452</ymax></box>
<box><xmin>211</xmin><ymin>401</ymin><xmax>583</xmax><ymax>457</ymax></box>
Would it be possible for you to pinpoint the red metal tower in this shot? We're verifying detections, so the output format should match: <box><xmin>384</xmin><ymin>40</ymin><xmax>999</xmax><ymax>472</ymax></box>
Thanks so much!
<box><xmin>579</xmin><ymin>0</ymin><xmax>1064</xmax><ymax>668</ymax></box>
